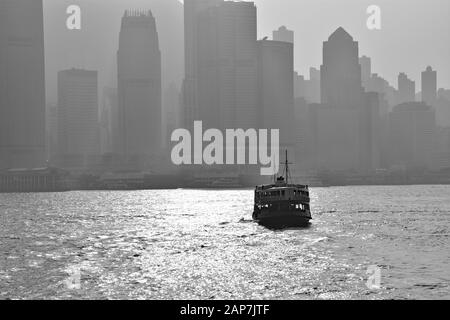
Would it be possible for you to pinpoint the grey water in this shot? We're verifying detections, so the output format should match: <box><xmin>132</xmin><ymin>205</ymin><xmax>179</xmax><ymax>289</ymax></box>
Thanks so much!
<box><xmin>0</xmin><ymin>185</ymin><xmax>449</xmax><ymax>300</ymax></box>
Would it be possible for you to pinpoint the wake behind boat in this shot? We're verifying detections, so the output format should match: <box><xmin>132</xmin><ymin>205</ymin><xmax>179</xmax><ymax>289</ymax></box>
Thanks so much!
<box><xmin>252</xmin><ymin>151</ymin><xmax>312</xmax><ymax>228</ymax></box>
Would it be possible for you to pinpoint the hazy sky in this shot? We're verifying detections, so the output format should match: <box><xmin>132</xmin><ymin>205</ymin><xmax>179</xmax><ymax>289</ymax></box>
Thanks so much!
<box><xmin>251</xmin><ymin>0</ymin><xmax>450</xmax><ymax>88</ymax></box>
<box><xmin>43</xmin><ymin>0</ymin><xmax>450</xmax><ymax>101</ymax></box>
<box><xmin>180</xmin><ymin>0</ymin><xmax>449</xmax><ymax>88</ymax></box>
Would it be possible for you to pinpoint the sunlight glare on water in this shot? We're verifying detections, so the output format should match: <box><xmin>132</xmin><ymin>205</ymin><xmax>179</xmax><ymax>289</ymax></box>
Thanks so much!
<box><xmin>0</xmin><ymin>186</ymin><xmax>449</xmax><ymax>299</ymax></box>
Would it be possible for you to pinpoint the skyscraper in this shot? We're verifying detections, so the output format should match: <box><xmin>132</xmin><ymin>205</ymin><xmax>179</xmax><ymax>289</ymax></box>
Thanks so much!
<box><xmin>321</xmin><ymin>27</ymin><xmax>363</xmax><ymax>109</ymax></box>
<box><xmin>317</xmin><ymin>27</ymin><xmax>378</xmax><ymax>173</ymax></box>
<box><xmin>183</xmin><ymin>0</ymin><xmax>223</xmax><ymax>129</ymax></box>
<box><xmin>57</xmin><ymin>69</ymin><xmax>100</xmax><ymax>168</ymax></box>
<box><xmin>397</xmin><ymin>72</ymin><xmax>415</xmax><ymax>105</ymax></box>
<box><xmin>0</xmin><ymin>0</ymin><xmax>46</xmax><ymax>169</ymax></box>
<box><xmin>258</xmin><ymin>39</ymin><xmax>295</xmax><ymax>152</ymax></box>
<box><xmin>421</xmin><ymin>66</ymin><xmax>437</xmax><ymax>107</ymax></box>
<box><xmin>196</xmin><ymin>1</ymin><xmax>258</xmax><ymax>130</ymax></box>
<box><xmin>273</xmin><ymin>26</ymin><xmax>294</xmax><ymax>44</ymax></box>
<box><xmin>117</xmin><ymin>10</ymin><xmax>162</xmax><ymax>167</ymax></box>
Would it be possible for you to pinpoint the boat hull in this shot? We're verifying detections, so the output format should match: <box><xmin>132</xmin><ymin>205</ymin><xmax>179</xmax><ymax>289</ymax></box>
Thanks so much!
<box><xmin>253</xmin><ymin>209</ymin><xmax>311</xmax><ymax>228</ymax></box>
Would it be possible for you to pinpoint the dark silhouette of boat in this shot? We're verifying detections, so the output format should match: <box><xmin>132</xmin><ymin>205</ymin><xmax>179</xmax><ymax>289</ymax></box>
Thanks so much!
<box><xmin>252</xmin><ymin>151</ymin><xmax>311</xmax><ymax>228</ymax></box>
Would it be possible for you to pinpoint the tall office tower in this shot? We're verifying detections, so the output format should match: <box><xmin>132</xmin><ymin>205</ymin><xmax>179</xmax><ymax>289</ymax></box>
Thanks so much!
<box><xmin>317</xmin><ymin>27</ymin><xmax>377</xmax><ymax>173</ymax></box>
<box><xmin>57</xmin><ymin>69</ymin><xmax>99</xmax><ymax>168</ymax></box>
<box><xmin>320</xmin><ymin>27</ymin><xmax>363</xmax><ymax>109</ymax></box>
<box><xmin>273</xmin><ymin>26</ymin><xmax>294</xmax><ymax>44</ymax></box>
<box><xmin>421</xmin><ymin>66</ymin><xmax>437</xmax><ymax>107</ymax></box>
<box><xmin>196</xmin><ymin>1</ymin><xmax>259</xmax><ymax>130</ymax></box>
<box><xmin>389</xmin><ymin>102</ymin><xmax>436</xmax><ymax>170</ymax></box>
<box><xmin>396</xmin><ymin>72</ymin><xmax>415</xmax><ymax>105</ymax></box>
<box><xmin>183</xmin><ymin>0</ymin><xmax>223</xmax><ymax>129</ymax></box>
<box><xmin>117</xmin><ymin>10</ymin><xmax>162</xmax><ymax>167</ymax></box>
<box><xmin>359</xmin><ymin>55</ymin><xmax>372</xmax><ymax>90</ymax></box>
<box><xmin>258</xmin><ymin>39</ymin><xmax>295</xmax><ymax>153</ymax></box>
<box><xmin>0</xmin><ymin>0</ymin><xmax>46</xmax><ymax>169</ymax></box>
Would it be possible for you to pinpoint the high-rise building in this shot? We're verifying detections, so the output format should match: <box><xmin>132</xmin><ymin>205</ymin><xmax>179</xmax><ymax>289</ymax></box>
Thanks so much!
<box><xmin>258</xmin><ymin>39</ymin><xmax>295</xmax><ymax>153</ymax></box>
<box><xmin>196</xmin><ymin>1</ymin><xmax>258</xmax><ymax>130</ymax></box>
<box><xmin>397</xmin><ymin>72</ymin><xmax>415</xmax><ymax>105</ymax></box>
<box><xmin>389</xmin><ymin>102</ymin><xmax>436</xmax><ymax>169</ymax></box>
<box><xmin>183</xmin><ymin>0</ymin><xmax>223</xmax><ymax>129</ymax></box>
<box><xmin>273</xmin><ymin>26</ymin><xmax>294</xmax><ymax>44</ymax></box>
<box><xmin>0</xmin><ymin>0</ymin><xmax>46</xmax><ymax>169</ymax></box>
<box><xmin>421</xmin><ymin>66</ymin><xmax>437</xmax><ymax>107</ymax></box>
<box><xmin>317</xmin><ymin>27</ymin><xmax>379</xmax><ymax>173</ymax></box>
<box><xmin>117</xmin><ymin>10</ymin><xmax>162</xmax><ymax>166</ymax></box>
<box><xmin>57</xmin><ymin>69</ymin><xmax>99</xmax><ymax>168</ymax></box>
<box><xmin>321</xmin><ymin>27</ymin><xmax>363</xmax><ymax>109</ymax></box>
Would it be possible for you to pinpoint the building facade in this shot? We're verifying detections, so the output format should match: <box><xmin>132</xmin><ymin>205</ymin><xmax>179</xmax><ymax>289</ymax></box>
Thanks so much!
<box><xmin>273</xmin><ymin>26</ymin><xmax>294</xmax><ymax>44</ymax></box>
<box><xmin>389</xmin><ymin>102</ymin><xmax>436</xmax><ymax>169</ymax></box>
<box><xmin>421</xmin><ymin>66</ymin><xmax>437</xmax><ymax>107</ymax></box>
<box><xmin>117</xmin><ymin>10</ymin><xmax>162</xmax><ymax>168</ymax></box>
<box><xmin>258</xmin><ymin>39</ymin><xmax>295</xmax><ymax>153</ymax></box>
<box><xmin>397</xmin><ymin>72</ymin><xmax>416</xmax><ymax>105</ymax></box>
<box><xmin>0</xmin><ymin>0</ymin><xmax>46</xmax><ymax>169</ymax></box>
<box><xmin>196</xmin><ymin>1</ymin><xmax>259</xmax><ymax>131</ymax></box>
<box><xmin>57</xmin><ymin>69</ymin><xmax>100</xmax><ymax>168</ymax></box>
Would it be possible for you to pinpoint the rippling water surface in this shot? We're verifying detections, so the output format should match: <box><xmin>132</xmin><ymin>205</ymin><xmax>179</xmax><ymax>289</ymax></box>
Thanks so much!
<box><xmin>0</xmin><ymin>186</ymin><xmax>449</xmax><ymax>299</ymax></box>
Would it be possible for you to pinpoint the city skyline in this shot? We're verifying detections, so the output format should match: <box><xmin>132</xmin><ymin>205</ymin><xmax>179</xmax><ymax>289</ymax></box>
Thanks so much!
<box><xmin>42</xmin><ymin>0</ymin><xmax>450</xmax><ymax>105</ymax></box>
<box><xmin>183</xmin><ymin>0</ymin><xmax>450</xmax><ymax>89</ymax></box>
<box><xmin>1</xmin><ymin>0</ymin><xmax>449</xmax><ymax>184</ymax></box>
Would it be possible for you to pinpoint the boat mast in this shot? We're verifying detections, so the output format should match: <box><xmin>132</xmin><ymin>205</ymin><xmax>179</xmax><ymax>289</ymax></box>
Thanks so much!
<box><xmin>285</xmin><ymin>150</ymin><xmax>290</xmax><ymax>184</ymax></box>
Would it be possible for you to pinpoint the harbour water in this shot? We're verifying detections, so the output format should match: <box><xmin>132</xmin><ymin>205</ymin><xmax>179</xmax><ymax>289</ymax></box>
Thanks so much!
<box><xmin>0</xmin><ymin>185</ymin><xmax>449</xmax><ymax>299</ymax></box>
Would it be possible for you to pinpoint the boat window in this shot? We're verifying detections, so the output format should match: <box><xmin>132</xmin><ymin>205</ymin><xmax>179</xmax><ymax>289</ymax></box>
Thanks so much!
<box><xmin>281</xmin><ymin>190</ymin><xmax>285</xmax><ymax>196</ymax></box>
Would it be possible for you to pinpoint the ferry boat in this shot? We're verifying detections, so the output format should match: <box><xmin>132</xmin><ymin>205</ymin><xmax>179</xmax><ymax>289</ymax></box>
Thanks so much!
<box><xmin>252</xmin><ymin>152</ymin><xmax>311</xmax><ymax>227</ymax></box>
